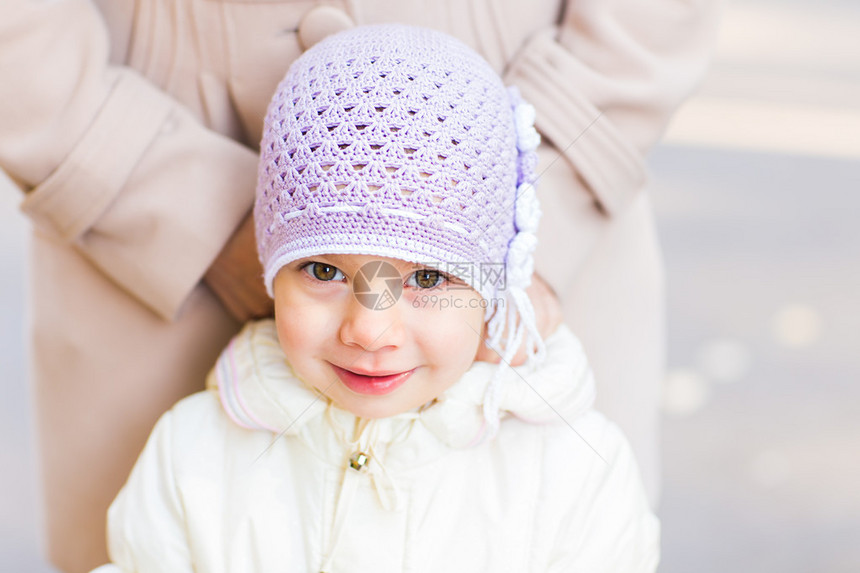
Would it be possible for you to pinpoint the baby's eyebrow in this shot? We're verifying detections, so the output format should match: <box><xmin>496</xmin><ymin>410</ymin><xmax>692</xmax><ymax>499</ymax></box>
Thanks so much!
<box><xmin>408</xmin><ymin>264</ymin><xmax>469</xmax><ymax>285</ymax></box>
<box><xmin>296</xmin><ymin>254</ymin><xmax>348</xmax><ymax>264</ymax></box>
<box><xmin>407</xmin><ymin>260</ymin><xmax>445</xmax><ymax>269</ymax></box>
<box><xmin>302</xmin><ymin>254</ymin><xmax>416</xmax><ymax>274</ymax></box>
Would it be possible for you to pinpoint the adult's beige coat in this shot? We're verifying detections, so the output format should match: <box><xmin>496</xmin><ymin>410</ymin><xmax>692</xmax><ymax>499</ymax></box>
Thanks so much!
<box><xmin>0</xmin><ymin>0</ymin><xmax>716</xmax><ymax>571</ymax></box>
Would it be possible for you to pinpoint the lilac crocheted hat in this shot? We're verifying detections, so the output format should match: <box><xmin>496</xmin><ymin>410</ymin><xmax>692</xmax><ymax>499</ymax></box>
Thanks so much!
<box><xmin>255</xmin><ymin>24</ymin><xmax>540</xmax><ymax>299</ymax></box>
<box><xmin>255</xmin><ymin>25</ymin><xmax>544</xmax><ymax>409</ymax></box>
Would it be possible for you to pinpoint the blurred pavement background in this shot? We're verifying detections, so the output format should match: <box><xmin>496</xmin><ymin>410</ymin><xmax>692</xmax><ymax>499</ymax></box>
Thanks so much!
<box><xmin>2</xmin><ymin>0</ymin><xmax>859</xmax><ymax>570</ymax></box>
<box><xmin>654</xmin><ymin>1</ymin><xmax>860</xmax><ymax>571</ymax></box>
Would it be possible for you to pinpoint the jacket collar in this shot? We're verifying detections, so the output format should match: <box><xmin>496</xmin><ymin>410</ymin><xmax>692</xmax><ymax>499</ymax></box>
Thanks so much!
<box><xmin>208</xmin><ymin>319</ymin><xmax>595</xmax><ymax>452</ymax></box>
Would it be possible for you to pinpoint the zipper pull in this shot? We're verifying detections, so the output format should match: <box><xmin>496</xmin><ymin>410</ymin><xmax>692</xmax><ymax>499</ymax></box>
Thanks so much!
<box><xmin>349</xmin><ymin>451</ymin><xmax>370</xmax><ymax>471</ymax></box>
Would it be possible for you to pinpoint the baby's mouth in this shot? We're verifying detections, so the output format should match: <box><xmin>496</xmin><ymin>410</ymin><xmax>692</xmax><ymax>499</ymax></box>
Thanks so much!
<box><xmin>330</xmin><ymin>364</ymin><xmax>416</xmax><ymax>396</ymax></box>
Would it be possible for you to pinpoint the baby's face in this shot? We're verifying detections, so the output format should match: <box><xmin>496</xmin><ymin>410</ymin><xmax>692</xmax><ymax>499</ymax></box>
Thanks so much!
<box><xmin>272</xmin><ymin>254</ymin><xmax>486</xmax><ymax>418</ymax></box>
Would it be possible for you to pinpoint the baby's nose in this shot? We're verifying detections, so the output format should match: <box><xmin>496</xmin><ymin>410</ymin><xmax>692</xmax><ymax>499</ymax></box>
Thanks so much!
<box><xmin>338</xmin><ymin>292</ymin><xmax>406</xmax><ymax>352</ymax></box>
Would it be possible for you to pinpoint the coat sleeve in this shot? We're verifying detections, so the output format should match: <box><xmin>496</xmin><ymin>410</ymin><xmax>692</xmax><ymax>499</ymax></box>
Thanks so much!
<box><xmin>101</xmin><ymin>408</ymin><xmax>196</xmax><ymax>573</ymax></box>
<box><xmin>503</xmin><ymin>0</ymin><xmax>718</xmax><ymax>215</ymax></box>
<box><xmin>545</xmin><ymin>413</ymin><xmax>660</xmax><ymax>572</ymax></box>
<box><xmin>0</xmin><ymin>0</ymin><xmax>257</xmax><ymax>320</ymax></box>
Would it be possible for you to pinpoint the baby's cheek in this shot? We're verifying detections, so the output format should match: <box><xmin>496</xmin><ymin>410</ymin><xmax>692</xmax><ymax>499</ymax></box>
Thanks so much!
<box><xmin>274</xmin><ymin>302</ymin><xmax>317</xmax><ymax>357</ymax></box>
<box><xmin>445</xmin><ymin>304</ymin><xmax>485</xmax><ymax>364</ymax></box>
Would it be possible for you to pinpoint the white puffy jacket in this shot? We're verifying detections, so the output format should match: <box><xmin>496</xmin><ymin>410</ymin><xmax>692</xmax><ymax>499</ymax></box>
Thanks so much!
<box><xmin>94</xmin><ymin>320</ymin><xmax>658</xmax><ymax>572</ymax></box>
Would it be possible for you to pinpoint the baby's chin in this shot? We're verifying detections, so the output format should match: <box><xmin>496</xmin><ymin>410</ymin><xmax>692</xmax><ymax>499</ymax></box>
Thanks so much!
<box><xmin>327</xmin><ymin>394</ymin><xmax>431</xmax><ymax>420</ymax></box>
<box><xmin>311</xmin><ymin>381</ymin><xmax>443</xmax><ymax>420</ymax></box>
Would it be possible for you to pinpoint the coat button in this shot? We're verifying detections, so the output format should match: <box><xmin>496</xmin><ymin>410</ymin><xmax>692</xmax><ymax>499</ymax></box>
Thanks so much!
<box><xmin>297</xmin><ymin>6</ymin><xmax>355</xmax><ymax>51</ymax></box>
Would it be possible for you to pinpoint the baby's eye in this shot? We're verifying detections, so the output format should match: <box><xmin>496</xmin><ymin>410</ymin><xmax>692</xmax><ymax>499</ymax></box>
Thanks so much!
<box><xmin>303</xmin><ymin>262</ymin><xmax>345</xmax><ymax>282</ymax></box>
<box><xmin>407</xmin><ymin>268</ymin><xmax>445</xmax><ymax>289</ymax></box>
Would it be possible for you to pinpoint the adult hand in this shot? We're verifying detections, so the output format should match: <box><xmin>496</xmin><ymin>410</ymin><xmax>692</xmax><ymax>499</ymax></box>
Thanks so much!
<box><xmin>475</xmin><ymin>273</ymin><xmax>563</xmax><ymax>366</ymax></box>
<box><xmin>204</xmin><ymin>212</ymin><xmax>274</xmax><ymax>322</ymax></box>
